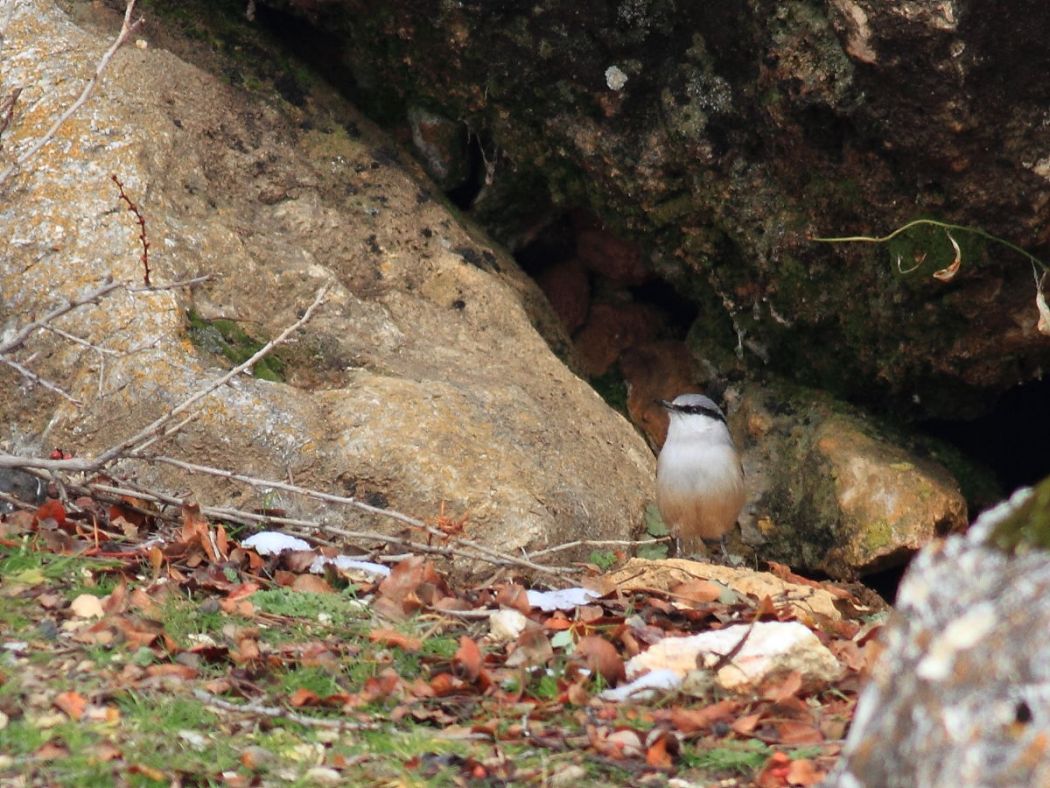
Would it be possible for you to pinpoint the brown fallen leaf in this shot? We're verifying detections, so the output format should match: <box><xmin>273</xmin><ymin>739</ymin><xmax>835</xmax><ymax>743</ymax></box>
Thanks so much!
<box><xmin>505</xmin><ymin>626</ymin><xmax>554</xmax><ymax>669</ymax></box>
<box><xmin>669</xmin><ymin>699</ymin><xmax>740</xmax><ymax>733</ymax></box>
<box><xmin>731</xmin><ymin>711</ymin><xmax>763</xmax><ymax>736</ymax></box>
<box><xmin>774</xmin><ymin>719</ymin><xmax>824</xmax><ymax>745</ymax></box>
<box><xmin>291</xmin><ymin>574</ymin><xmax>335</xmax><ymax>594</ymax></box>
<box><xmin>670</xmin><ymin>579</ymin><xmax>722</xmax><ymax>604</ymax></box>
<box><xmin>755</xmin><ymin>751</ymin><xmax>792</xmax><ymax>788</ymax></box>
<box><xmin>762</xmin><ymin>671</ymin><xmax>803</xmax><ymax>703</ymax></box>
<box><xmin>54</xmin><ymin>690</ymin><xmax>87</xmax><ymax>720</ymax></box>
<box><xmin>454</xmin><ymin>635</ymin><xmax>483</xmax><ymax>682</ymax></box>
<box><xmin>289</xmin><ymin>688</ymin><xmax>321</xmax><ymax>707</ymax></box>
<box><xmin>34</xmin><ymin>499</ymin><xmax>67</xmax><ymax>527</ymax></box>
<box><xmin>34</xmin><ymin>741</ymin><xmax>70</xmax><ymax>760</ymax></box>
<box><xmin>786</xmin><ymin>757</ymin><xmax>826</xmax><ymax>785</ymax></box>
<box><xmin>495</xmin><ymin>583</ymin><xmax>531</xmax><ymax>614</ymax></box>
<box><xmin>145</xmin><ymin>664</ymin><xmax>199</xmax><ymax>680</ymax></box>
<box><xmin>575</xmin><ymin>635</ymin><xmax>625</xmax><ymax>685</ymax></box>
<box><xmin>368</xmin><ymin>628</ymin><xmax>422</xmax><ymax>652</ymax></box>
<box><xmin>645</xmin><ymin>732</ymin><xmax>675</xmax><ymax>768</ymax></box>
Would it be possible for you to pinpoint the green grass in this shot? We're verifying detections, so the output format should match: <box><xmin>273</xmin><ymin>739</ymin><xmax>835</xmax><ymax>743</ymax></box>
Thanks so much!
<box><xmin>251</xmin><ymin>587</ymin><xmax>365</xmax><ymax>620</ymax></box>
<box><xmin>681</xmin><ymin>739</ymin><xmax>771</xmax><ymax>773</ymax></box>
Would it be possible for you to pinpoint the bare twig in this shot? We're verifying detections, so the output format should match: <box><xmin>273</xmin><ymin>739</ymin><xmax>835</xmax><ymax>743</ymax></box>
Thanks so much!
<box><xmin>97</xmin><ymin>285</ymin><xmax>329</xmax><ymax>464</ymax></box>
<box><xmin>192</xmin><ymin>689</ymin><xmax>379</xmax><ymax>730</ymax></box>
<box><xmin>0</xmin><ymin>278</ymin><xmax>121</xmax><ymax>355</ymax></box>
<box><xmin>0</xmin><ymin>355</ymin><xmax>81</xmax><ymax>404</ymax></box>
<box><xmin>40</xmin><ymin>325</ymin><xmax>120</xmax><ymax>355</ymax></box>
<box><xmin>111</xmin><ymin>174</ymin><xmax>150</xmax><ymax>285</ymax></box>
<box><xmin>136</xmin><ymin>453</ymin><xmax>571</xmax><ymax>578</ymax></box>
<box><xmin>144</xmin><ymin>454</ymin><xmax>423</xmax><ymax>529</ymax></box>
<box><xmin>527</xmin><ymin>536</ymin><xmax>673</xmax><ymax>559</ymax></box>
<box><xmin>0</xmin><ymin>85</ymin><xmax>21</xmax><ymax>140</ymax></box>
<box><xmin>0</xmin><ymin>0</ymin><xmax>144</xmax><ymax>186</ymax></box>
<box><xmin>129</xmin><ymin>274</ymin><xmax>211</xmax><ymax>292</ymax></box>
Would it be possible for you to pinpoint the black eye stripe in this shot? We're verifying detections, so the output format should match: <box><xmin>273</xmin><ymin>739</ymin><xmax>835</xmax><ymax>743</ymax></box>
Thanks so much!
<box><xmin>672</xmin><ymin>403</ymin><xmax>726</xmax><ymax>423</ymax></box>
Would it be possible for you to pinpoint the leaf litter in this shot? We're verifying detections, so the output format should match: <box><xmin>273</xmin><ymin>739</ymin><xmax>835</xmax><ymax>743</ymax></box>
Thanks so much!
<box><xmin>0</xmin><ymin>493</ymin><xmax>886</xmax><ymax>785</ymax></box>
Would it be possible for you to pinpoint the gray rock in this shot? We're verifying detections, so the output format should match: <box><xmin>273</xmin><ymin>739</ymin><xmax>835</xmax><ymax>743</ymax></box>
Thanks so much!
<box><xmin>828</xmin><ymin>485</ymin><xmax>1050</xmax><ymax>787</ymax></box>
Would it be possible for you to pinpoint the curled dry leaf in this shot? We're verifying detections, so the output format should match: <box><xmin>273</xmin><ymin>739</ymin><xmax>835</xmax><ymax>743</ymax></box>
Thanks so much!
<box><xmin>1038</xmin><ymin>288</ymin><xmax>1050</xmax><ymax>336</ymax></box>
<box><xmin>645</xmin><ymin>730</ymin><xmax>677</xmax><ymax>769</ymax></box>
<box><xmin>931</xmin><ymin>231</ymin><xmax>962</xmax><ymax>281</ymax></box>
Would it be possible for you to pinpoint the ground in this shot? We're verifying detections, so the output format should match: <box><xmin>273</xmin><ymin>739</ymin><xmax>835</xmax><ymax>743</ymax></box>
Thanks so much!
<box><xmin>0</xmin><ymin>493</ymin><xmax>880</xmax><ymax>786</ymax></box>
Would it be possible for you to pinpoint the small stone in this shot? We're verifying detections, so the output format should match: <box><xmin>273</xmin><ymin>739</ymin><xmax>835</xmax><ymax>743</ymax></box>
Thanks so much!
<box><xmin>69</xmin><ymin>594</ymin><xmax>104</xmax><ymax>619</ymax></box>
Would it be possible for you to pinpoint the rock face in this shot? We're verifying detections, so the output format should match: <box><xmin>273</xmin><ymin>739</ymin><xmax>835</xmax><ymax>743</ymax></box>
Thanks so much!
<box><xmin>0</xmin><ymin>2</ymin><xmax>655</xmax><ymax>560</ymax></box>
<box><xmin>731</xmin><ymin>381</ymin><xmax>968</xmax><ymax>578</ymax></box>
<box><xmin>829</xmin><ymin>485</ymin><xmax>1050</xmax><ymax>786</ymax></box>
<box><xmin>259</xmin><ymin>0</ymin><xmax>1050</xmax><ymax>421</ymax></box>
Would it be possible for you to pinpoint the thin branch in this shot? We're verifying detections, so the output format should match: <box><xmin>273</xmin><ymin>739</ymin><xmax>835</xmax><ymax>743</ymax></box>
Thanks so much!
<box><xmin>41</xmin><ymin>325</ymin><xmax>120</xmax><ymax>355</ymax></box>
<box><xmin>813</xmin><ymin>218</ymin><xmax>1049</xmax><ymax>273</ymax></box>
<box><xmin>111</xmin><ymin>174</ymin><xmax>150</xmax><ymax>285</ymax></box>
<box><xmin>192</xmin><ymin>689</ymin><xmax>379</xmax><ymax>730</ymax></box>
<box><xmin>138</xmin><ymin>453</ymin><xmax>571</xmax><ymax>578</ymax></box>
<box><xmin>0</xmin><ymin>86</ymin><xmax>21</xmax><ymax>140</ymax></box>
<box><xmin>145</xmin><ymin>454</ymin><xmax>423</xmax><ymax>530</ymax></box>
<box><xmin>0</xmin><ymin>0</ymin><xmax>144</xmax><ymax>187</ymax></box>
<box><xmin>97</xmin><ymin>285</ymin><xmax>329</xmax><ymax>464</ymax></box>
<box><xmin>129</xmin><ymin>274</ymin><xmax>211</xmax><ymax>292</ymax></box>
<box><xmin>0</xmin><ymin>278</ymin><xmax>121</xmax><ymax>355</ymax></box>
<box><xmin>0</xmin><ymin>355</ymin><xmax>81</xmax><ymax>404</ymax></box>
<box><xmin>527</xmin><ymin>536</ymin><xmax>673</xmax><ymax>559</ymax></box>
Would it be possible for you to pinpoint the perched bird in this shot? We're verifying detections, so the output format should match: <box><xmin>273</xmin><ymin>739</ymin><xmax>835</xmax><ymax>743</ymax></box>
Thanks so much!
<box><xmin>656</xmin><ymin>393</ymin><xmax>746</xmax><ymax>554</ymax></box>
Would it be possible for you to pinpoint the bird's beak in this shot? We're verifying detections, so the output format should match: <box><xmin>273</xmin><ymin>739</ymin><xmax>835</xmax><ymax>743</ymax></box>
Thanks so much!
<box><xmin>656</xmin><ymin>399</ymin><xmax>674</xmax><ymax>410</ymax></box>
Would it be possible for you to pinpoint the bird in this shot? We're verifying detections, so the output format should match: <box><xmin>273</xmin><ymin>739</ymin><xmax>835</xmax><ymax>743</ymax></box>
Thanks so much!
<box><xmin>656</xmin><ymin>393</ymin><xmax>746</xmax><ymax>555</ymax></box>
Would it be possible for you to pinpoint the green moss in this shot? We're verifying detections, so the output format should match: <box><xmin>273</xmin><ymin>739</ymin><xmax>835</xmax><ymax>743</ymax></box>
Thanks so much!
<box><xmin>988</xmin><ymin>476</ymin><xmax>1050</xmax><ymax>553</ymax></box>
<box><xmin>861</xmin><ymin>518</ymin><xmax>894</xmax><ymax>553</ymax></box>
<box><xmin>186</xmin><ymin>309</ymin><xmax>286</xmax><ymax>381</ymax></box>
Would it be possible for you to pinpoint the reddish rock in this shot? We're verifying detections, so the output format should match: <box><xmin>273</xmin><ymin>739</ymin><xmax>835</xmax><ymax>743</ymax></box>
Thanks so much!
<box><xmin>535</xmin><ymin>258</ymin><xmax>590</xmax><ymax>333</ymax></box>
<box><xmin>619</xmin><ymin>341</ymin><xmax>699</xmax><ymax>447</ymax></box>
<box><xmin>572</xmin><ymin>212</ymin><xmax>650</xmax><ymax>286</ymax></box>
<box><xmin>573</xmin><ymin>302</ymin><xmax>665</xmax><ymax>377</ymax></box>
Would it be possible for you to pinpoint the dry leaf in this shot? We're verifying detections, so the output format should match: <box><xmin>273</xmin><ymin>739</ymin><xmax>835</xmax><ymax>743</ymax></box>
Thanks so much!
<box><xmin>54</xmin><ymin>691</ymin><xmax>87</xmax><ymax>720</ymax></box>
<box><xmin>289</xmin><ymin>688</ymin><xmax>321</xmax><ymax>707</ymax></box>
<box><xmin>291</xmin><ymin>574</ymin><xmax>335</xmax><ymax>594</ymax></box>
<box><xmin>454</xmin><ymin>636</ymin><xmax>483</xmax><ymax>682</ymax></box>
<box><xmin>1039</xmin><ymin>289</ymin><xmax>1050</xmax><ymax>336</ymax></box>
<box><xmin>669</xmin><ymin>699</ymin><xmax>740</xmax><ymax>733</ymax></box>
<box><xmin>369</xmin><ymin>628</ymin><xmax>422</xmax><ymax>652</ymax></box>
<box><xmin>932</xmin><ymin>231</ymin><xmax>962</xmax><ymax>281</ymax></box>
<box><xmin>786</xmin><ymin>757</ymin><xmax>825</xmax><ymax>785</ymax></box>
<box><xmin>576</xmin><ymin>635</ymin><xmax>626</xmax><ymax>685</ymax></box>
<box><xmin>645</xmin><ymin>731</ymin><xmax>676</xmax><ymax>769</ymax></box>
<box><xmin>671</xmin><ymin>579</ymin><xmax>722</xmax><ymax>604</ymax></box>
<box><xmin>731</xmin><ymin>712</ymin><xmax>763</xmax><ymax>735</ymax></box>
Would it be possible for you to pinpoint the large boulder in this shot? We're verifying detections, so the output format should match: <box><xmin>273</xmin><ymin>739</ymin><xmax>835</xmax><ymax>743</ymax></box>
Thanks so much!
<box><xmin>731</xmin><ymin>381</ymin><xmax>969</xmax><ymax>578</ymax></box>
<box><xmin>829</xmin><ymin>483</ymin><xmax>1050</xmax><ymax>786</ymax></box>
<box><xmin>252</xmin><ymin>0</ymin><xmax>1050</xmax><ymax>420</ymax></box>
<box><xmin>0</xmin><ymin>1</ymin><xmax>654</xmax><ymax>559</ymax></box>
